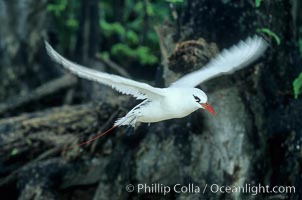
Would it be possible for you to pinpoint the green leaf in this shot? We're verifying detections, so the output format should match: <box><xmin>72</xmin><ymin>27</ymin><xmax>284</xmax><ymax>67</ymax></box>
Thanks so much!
<box><xmin>136</xmin><ymin>46</ymin><xmax>158</xmax><ymax>64</ymax></box>
<box><xmin>146</xmin><ymin>2</ymin><xmax>155</xmax><ymax>16</ymax></box>
<box><xmin>111</xmin><ymin>44</ymin><xmax>158</xmax><ymax>65</ymax></box>
<box><xmin>47</xmin><ymin>0</ymin><xmax>68</xmax><ymax>17</ymax></box>
<box><xmin>11</xmin><ymin>148</ymin><xmax>19</xmax><ymax>156</ymax></box>
<box><xmin>101</xmin><ymin>51</ymin><xmax>110</xmax><ymax>60</ymax></box>
<box><xmin>255</xmin><ymin>0</ymin><xmax>262</xmax><ymax>8</ymax></box>
<box><xmin>134</xmin><ymin>2</ymin><xmax>143</xmax><ymax>13</ymax></box>
<box><xmin>128</xmin><ymin>18</ymin><xmax>143</xmax><ymax>31</ymax></box>
<box><xmin>26</xmin><ymin>139</ymin><xmax>32</xmax><ymax>145</ymax></box>
<box><xmin>126</xmin><ymin>31</ymin><xmax>139</xmax><ymax>44</ymax></box>
<box><xmin>257</xmin><ymin>28</ymin><xmax>281</xmax><ymax>45</ymax></box>
<box><xmin>66</xmin><ymin>17</ymin><xmax>79</xmax><ymax>29</ymax></box>
<box><xmin>166</xmin><ymin>0</ymin><xmax>184</xmax><ymax>3</ymax></box>
<box><xmin>100</xmin><ymin>20</ymin><xmax>126</xmax><ymax>37</ymax></box>
<box><xmin>299</xmin><ymin>39</ymin><xmax>302</xmax><ymax>56</ymax></box>
<box><xmin>111</xmin><ymin>43</ymin><xmax>132</xmax><ymax>56</ymax></box>
<box><xmin>293</xmin><ymin>72</ymin><xmax>302</xmax><ymax>99</ymax></box>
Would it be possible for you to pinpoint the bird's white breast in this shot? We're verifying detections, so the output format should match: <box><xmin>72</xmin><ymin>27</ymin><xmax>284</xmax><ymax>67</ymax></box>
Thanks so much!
<box><xmin>137</xmin><ymin>88</ymin><xmax>199</xmax><ymax>123</ymax></box>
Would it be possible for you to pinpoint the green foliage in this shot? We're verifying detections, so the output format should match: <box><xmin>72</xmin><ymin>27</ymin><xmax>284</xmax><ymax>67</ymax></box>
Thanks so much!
<box><xmin>126</xmin><ymin>31</ymin><xmax>139</xmax><ymax>45</ymax></box>
<box><xmin>101</xmin><ymin>51</ymin><xmax>110</xmax><ymax>60</ymax></box>
<box><xmin>111</xmin><ymin>43</ymin><xmax>158</xmax><ymax>65</ymax></box>
<box><xmin>299</xmin><ymin>38</ymin><xmax>302</xmax><ymax>56</ymax></box>
<box><xmin>257</xmin><ymin>28</ymin><xmax>281</xmax><ymax>45</ymax></box>
<box><xmin>166</xmin><ymin>0</ymin><xmax>184</xmax><ymax>3</ymax></box>
<box><xmin>47</xmin><ymin>0</ymin><xmax>67</xmax><ymax>17</ymax></box>
<box><xmin>47</xmin><ymin>0</ymin><xmax>80</xmax><ymax>49</ymax></box>
<box><xmin>293</xmin><ymin>73</ymin><xmax>302</xmax><ymax>99</ymax></box>
<box><xmin>66</xmin><ymin>17</ymin><xmax>79</xmax><ymax>29</ymax></box>
<box><xmin>299</xmin><ymin>27</ymin><xmax>302</xmax><ymax>56</ymax></box>
<box><xmin>99</xmin><ymin>0</ymin><xmax>171</xmax><ymax>66</ymax></box>
<box><xmin>100</xmin><ymin>20</ymin><xmax>126</xmax><ymax>37</ymax></box>
<box><xmin>255</xmin><ymin>0</ymin><xmax>262</xmax><ymax>8</ymax></box>
<box><xmin>47</xmin><ymin>0</ymin><xmax>172</xmax><ymax>66</ymax></box>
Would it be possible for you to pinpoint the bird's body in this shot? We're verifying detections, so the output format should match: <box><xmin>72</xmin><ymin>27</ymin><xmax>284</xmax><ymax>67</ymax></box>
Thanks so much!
<box><xmin>45</xmin><ymin>36</ymin><xmax>267</xmax><ymax>129</ymax></box>
<box><xmin>116</xmin><ymin>87</ymin><xmax>204</xmax><ymax>126</ymax></box>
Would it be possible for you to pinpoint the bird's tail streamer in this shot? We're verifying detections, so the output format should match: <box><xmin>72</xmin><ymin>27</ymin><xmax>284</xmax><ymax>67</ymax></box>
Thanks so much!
<box><xmin>63</xmin><ymin>125</ymin><xmax>117</xmax><ymax>151</ymax></box>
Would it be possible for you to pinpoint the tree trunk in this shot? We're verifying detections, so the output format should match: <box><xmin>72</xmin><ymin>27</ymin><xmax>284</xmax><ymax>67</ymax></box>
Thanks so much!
<box><xmin>0</xmin><ymin>0</ymin><xmax>57</xmax><ymax>102</ymax></box>
<box><xmin>156</xmin><ymin>0</ymin><xmax>302</xmax><ymax>199</ymax></box>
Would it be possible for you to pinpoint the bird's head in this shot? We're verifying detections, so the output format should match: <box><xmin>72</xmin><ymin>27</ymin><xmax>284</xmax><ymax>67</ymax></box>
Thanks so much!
<box><xmin>191</xmin><ymin>89</ymin><xmax>216</xmax><ymax>115</ymax></box>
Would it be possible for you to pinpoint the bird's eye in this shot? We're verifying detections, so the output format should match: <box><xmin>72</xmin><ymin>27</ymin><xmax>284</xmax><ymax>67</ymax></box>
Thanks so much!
<box><xmin>193</xmin><ymin>95</ymin><xmax>200</xmax><ymax>102</ymax></box>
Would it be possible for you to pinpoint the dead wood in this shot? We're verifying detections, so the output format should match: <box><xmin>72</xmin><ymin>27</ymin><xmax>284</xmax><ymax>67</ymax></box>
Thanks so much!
<box><xmin>0</xmin><ymin>102</ymin><xmax>120</xmax><ymax>188</ymax></box>
<box><xmin>0</xmin><ymin>75</ymin><xmax>77</xmax><ymax>117</ymax></box>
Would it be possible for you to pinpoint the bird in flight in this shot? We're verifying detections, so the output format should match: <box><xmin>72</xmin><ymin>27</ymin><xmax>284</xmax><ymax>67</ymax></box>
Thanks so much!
<box><xmin>45</xmin><ymin>36</ymin><xmax>267</xmax><ymax>146</ymax></box>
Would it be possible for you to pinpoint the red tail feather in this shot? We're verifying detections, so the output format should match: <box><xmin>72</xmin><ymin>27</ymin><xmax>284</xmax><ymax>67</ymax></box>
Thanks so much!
<box><xmin>63</xmin><ymin>126</ymin><xmax>117</xmax><ymax>151</ymax></box>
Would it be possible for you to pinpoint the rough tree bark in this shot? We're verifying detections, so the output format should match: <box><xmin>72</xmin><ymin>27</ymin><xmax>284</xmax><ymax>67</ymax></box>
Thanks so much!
<box><xmin>0</xmin><ymin>0</ymin><xmax>57</xmax><ymax>102</ymax></box>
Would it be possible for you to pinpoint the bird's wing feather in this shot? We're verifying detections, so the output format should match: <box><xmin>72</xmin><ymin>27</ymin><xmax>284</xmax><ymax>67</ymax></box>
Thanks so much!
<box><xmin>45</xmin><ymin>42</ymin><xmax>164</xmax><ymax>100</ymax></box>
<box><xmin>170</xmin><ymin>35</ymin><xmax>268</xmax><ymax>88</ymax></box>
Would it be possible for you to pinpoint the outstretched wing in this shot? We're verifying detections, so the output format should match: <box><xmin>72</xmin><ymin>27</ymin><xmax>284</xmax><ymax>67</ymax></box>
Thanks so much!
<box><xmin>170</xmin><ymin>36</ymin><xmax>268</xmax><ymax>88</ymax></box>
<box><xmin>45</xmin><ymin>42</ymin><xmax>164</xmax><ymax>100</ymax></box>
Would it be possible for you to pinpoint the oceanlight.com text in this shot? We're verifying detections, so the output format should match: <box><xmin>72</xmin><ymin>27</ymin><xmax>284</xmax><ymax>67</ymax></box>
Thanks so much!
<box><xmin>210</xmin><ymin>184</ymin><xmax>295</xmax><ymax>195</ymax></box>
<box><xmin>125</xmin><ymin>183</ymin><xmax>295</xmax><ymax>196</ymax></box>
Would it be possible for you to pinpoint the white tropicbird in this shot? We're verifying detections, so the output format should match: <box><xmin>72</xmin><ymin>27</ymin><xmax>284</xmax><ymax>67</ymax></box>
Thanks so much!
<box><xmin>45</xmin><ymin>36</ymin><xmax>267</xmax><ymax>146</ymax></box>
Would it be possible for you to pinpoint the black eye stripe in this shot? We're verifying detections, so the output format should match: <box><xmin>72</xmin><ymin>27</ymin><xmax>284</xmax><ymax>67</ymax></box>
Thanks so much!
<box><xmin>193</xmin><ymin>95</ymin><xmax>200</xmax><ymax>102</ymax></box>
